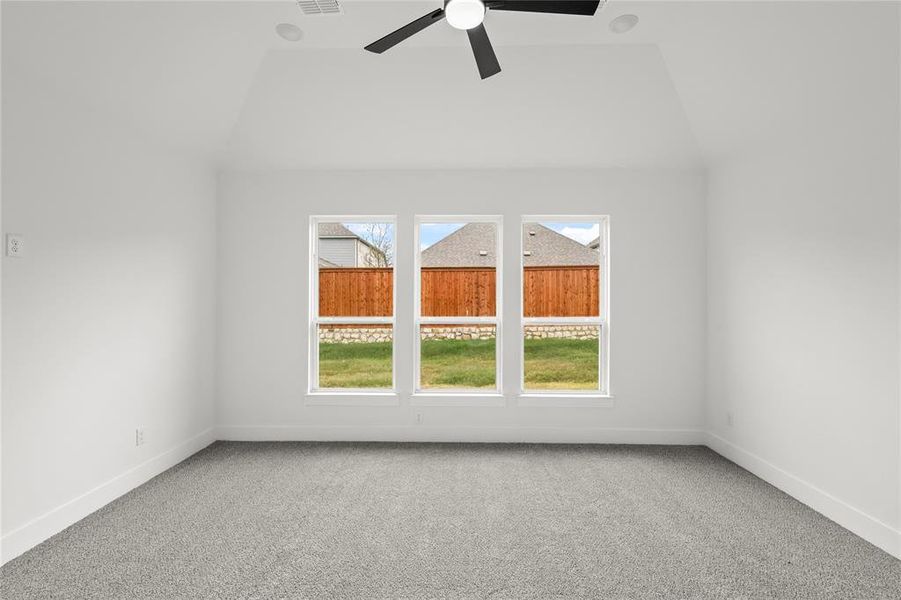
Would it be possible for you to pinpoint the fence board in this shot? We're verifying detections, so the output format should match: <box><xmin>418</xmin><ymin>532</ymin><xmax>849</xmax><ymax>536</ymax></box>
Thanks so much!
<box><xmin>421</xmin><ymin>267</ymin><xmax>496</xmax><ymax>317</ymax></box>
<box><xmin>522</xmin><ymin>265</ymin><xmax>599</xmax><ymax>317</ymax></box>
<box><xmin>319</xmin><ymin>268</ymin><xmax>393</xmax><ymax>316</ymax></box>
<box><xmin>318</xmin><ymin>265</ymin><xmax>600</xmax><ymax>318</ymax></box>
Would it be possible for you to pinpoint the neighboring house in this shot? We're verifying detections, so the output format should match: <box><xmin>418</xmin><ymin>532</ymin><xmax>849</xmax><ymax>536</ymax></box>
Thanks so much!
<box><xmin>318</xmin><ymin>257</ymin><xmax>340</xmax><ymax>268</ymax></box>
<box><xmin>318</xmin><ymin>223</ymin><xmax>387</xmax><ymax>267</ymax></box>
<box><xmin>587</xmin><ymin>236</ymin><xmax>601</xmax><ymax>250</ymax></box>
<box><xmin>421</xmin><ymin>223</ymin><xmax>598</xmax><ymax>267</ymax></box>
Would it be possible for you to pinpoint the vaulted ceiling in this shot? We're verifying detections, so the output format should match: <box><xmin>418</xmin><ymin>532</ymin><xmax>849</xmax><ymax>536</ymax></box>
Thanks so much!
<box><xmin>227</xmin><ymin>43</ymin><xmax>700</xmax><ymax>169</ymax></box>
<box><xmin>2</xmin><ymin>1</ymin><xmax>896</xmax><ymax>170</ymax></box>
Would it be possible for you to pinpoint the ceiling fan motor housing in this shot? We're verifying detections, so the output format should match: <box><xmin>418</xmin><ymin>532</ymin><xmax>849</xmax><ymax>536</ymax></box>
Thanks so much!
<box><xmin>444</xmin><ymin>0</ymin><xmax>487</xmax><ymax>31</ymax></box>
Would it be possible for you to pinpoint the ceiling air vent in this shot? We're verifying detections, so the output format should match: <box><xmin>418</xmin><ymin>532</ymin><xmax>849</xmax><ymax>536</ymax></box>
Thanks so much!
<box><xmin>296</xmin><ymin>0</ymin><xmax>342</xmax><ymax>16</ymax></box>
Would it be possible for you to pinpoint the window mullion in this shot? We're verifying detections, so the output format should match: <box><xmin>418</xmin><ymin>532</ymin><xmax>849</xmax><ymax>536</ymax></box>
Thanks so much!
<box><xmin>317</xmin><ymin>316</ymin><xmax>394</xmax><ymax>325</ymax></box>
<box><xmin>522</xmin><ymin>317</ymin><xmax>602</xmax><ymax>325</ymax></box>
<box><xmin>419</xmin><ymin>316</ymin><xmax>497</xmax><ymax>325</ymax></box>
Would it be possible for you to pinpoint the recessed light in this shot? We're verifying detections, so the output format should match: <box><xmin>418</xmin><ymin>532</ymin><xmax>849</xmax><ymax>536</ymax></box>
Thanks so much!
<box><xmin>609</xmin><ymin>14</ymin><xmax>639</xmax><ymax>34</ymax></box>
<box><xmin>276</xmin><ymin>23</ymin><xmax>304</xmax><ymax>42</ymax></box>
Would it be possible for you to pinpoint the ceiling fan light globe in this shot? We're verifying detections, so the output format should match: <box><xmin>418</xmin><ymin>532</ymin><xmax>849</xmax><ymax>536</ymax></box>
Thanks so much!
<box><xmin>446</xmin><ymin>0</ymin><xmax>486</xmax><ymax>30</ymax></box>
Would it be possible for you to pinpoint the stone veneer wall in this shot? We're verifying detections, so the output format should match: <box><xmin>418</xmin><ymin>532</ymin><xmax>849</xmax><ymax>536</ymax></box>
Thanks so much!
<box><xmin>523</xmin><ymin>325</ymin><xmax>598</xmax><ymax>340</ymax></box>
<box><xmin>319</xmin><ymin>325</ymin><xmax>598</xmax><ymax>344</ymax></box>
<box><xmin>421</xmin><ymin>326</ymin><xmax>496</xmax><ymax>341</ymax></box>
<box><xmin>319</xmin><ymin>326</ymin><xmax>393</xmax><ymax>344</ymax></box>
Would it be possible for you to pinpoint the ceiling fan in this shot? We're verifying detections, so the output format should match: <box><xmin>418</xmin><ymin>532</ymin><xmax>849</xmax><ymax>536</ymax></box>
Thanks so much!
<box><xmin>364</xmin><ymin>1</ymin><xmax>602</xmax><ymax>80</ymax></box>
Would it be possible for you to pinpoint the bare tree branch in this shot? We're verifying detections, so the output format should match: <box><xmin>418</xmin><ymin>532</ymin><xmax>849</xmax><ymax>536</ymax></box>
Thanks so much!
<box><xmin>358</xmin><ymin>223</ymin><xmax>393</xmax><ymax>267</ymax></box>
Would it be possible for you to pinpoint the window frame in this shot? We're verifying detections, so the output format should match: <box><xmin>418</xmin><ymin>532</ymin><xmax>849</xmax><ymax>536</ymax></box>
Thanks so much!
<box><xmin>309</xmin><ymin>215</ymin><xmax>398</xmax><ymax>397</ymax></box>
<box><xmin>519</xmin><ymin>215</ymin><xmax>611</xmax><ymax>398</ymax></box>
<box><xmin>413</xmin><ymin>215</ymin><xmax>503</xmax><ymax>396</ymax></box>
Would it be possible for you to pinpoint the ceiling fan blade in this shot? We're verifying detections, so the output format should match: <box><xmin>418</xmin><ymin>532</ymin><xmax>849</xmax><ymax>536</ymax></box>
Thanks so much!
<box><xmin>487</xmin><ymin>1</ymin><xmax>601</xmax><ymax>16</ymax></box>
<box><xmin>467</xmin><ymin>24</ymin><xmax>501</xmax><ymax>80</ymax></box>
<box><xmin>364</xmin><ymin>9</ymin><xmax>446</xmax><ymax>54</ymax></box>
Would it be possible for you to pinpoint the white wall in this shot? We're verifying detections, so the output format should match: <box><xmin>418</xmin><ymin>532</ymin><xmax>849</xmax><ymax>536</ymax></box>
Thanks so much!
<box><xmin>705</xmin><ymin>11</ymin><xmax>901</xmax><ymax>556</ymax></box>
<box><xmin>216</xmin><ymin>169</ymin><xmax>706</xmax><ymax>442</ymax></box>
<box><xmin>1</xmin><ymin>69</ymin><xmax>217</xmax><ymax>561</ymax></box>
<box><xmin>898</xmin><ymin>2</ymin><xmax>901</xmax><ymax>552</ymax></box>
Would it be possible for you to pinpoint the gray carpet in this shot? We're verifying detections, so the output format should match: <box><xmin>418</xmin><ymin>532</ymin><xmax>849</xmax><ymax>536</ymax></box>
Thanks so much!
<box><xmin>1</xmin><ymin>443</ymin><xmax>899</xmax><ymax>599</ymax></box>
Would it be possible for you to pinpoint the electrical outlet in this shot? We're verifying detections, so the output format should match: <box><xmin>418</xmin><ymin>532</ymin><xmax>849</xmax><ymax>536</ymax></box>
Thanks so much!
<box><xmin>6</xmin><ymin>234</ymin><xmax>24</xmax><ymax>257</ymax></box>
<box><xmin>415</xmin><ymin>413</ymin><xmax>423</xmax><ymax>425</ymax></box>
<box><xmin>726</xmin><ymin>412</ymin><xmax>734</xmax><ymax>427</ymax></box>
<box><xmin>135</xmin><ymin>428</ymin><xmax>145</xmax><ymax>446</ymax></box>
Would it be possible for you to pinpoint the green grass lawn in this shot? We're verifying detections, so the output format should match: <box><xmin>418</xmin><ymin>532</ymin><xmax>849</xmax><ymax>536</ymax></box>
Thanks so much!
<box><xmin>420</xmin><ymin>339</ymin><xmax>496</xmax><ymax>389</ymax></box>
<box><xmin>318</xmin><ymin>337</ymin><xmax>598</xmax><ymax>390</ymax></box>
<box><xmin>523</xmin><ymin>337</ymin><xmax>599</xmax><ymax>390</ymax></box>
<box><xmin>318</xmin><ymin>341</ymin><xmax>394</xmax><ymax>389</ymax></box>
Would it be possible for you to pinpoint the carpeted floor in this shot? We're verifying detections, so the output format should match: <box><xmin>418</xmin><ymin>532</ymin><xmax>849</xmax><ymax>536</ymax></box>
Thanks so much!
<box><xmin>1</xmin><ymin>443</ymin><xmax>899</xmax><ymax>599</ymax></box>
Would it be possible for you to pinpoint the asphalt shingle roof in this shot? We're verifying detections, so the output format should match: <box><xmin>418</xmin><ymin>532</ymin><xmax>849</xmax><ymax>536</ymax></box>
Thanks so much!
<box><xmin>421</xmin><ymin>223</ymin><xmax>496</xmax><ymax>268</ymax></box>
<box><xmin>421</xmin><ymin>223</ymin><xmax>598</xmax><ymax>268</ymax></box>
<box><xmin>318</xmin><ymin>223</ymin><xmax>358</xmax><ymax>238</ymax></box>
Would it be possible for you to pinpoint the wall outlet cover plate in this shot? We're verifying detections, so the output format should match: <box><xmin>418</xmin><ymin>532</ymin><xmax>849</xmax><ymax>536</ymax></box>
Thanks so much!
<box><xmin>6</xmin><ymin>234</ymin><xmax>24</xmax><ymax>257</ymax></box>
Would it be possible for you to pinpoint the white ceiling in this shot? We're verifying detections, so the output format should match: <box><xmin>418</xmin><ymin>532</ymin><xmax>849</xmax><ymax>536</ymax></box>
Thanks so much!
<box><xmin>2</xmin><ymin>1</ymin><xmax>897</xmax><ymax>170</ymax></box>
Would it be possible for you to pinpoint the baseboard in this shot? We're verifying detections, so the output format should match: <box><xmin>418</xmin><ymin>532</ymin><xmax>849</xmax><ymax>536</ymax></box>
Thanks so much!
<box><xmin>215</xmin><ymin>425</ymin><xmax>705</xmax><ymax>445</ymax></box>
<box><xmin>705</xmin><ymin>432</ymin><xmax>901</xmax><ymax>560</ymax></box>
<box><xmin>0</xmin><ymin>428</ymin><xmax>216</xmax><ymax>566</ymax></box>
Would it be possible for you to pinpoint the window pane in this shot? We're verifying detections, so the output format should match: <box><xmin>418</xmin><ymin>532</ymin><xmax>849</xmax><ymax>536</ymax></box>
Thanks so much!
<box><xmin>523</xmin><ymin>325</ymin><xmax>599</xmax><ymax>390</ymax></box>
<box><xmin>318</xmin><ymin>325</ymin><xmax>393</xmax><ymax>389</ymax></box>
<box><xmin>420</xmin><ymin>222</ymin><xmax>496</xmax><ymax>317</ymax></box>
<box><xmin>318</xmin><ymin>221</ymin><xmax>393</xmax><ymax>317</ymax></box>
<box><xmin>522</xmin><ymin>221</ymin><xmax>600</xmax><ymax>318</ymax></box>
<box><xmin>419</xmin><ymin>325</ymin><xmax>496</xmax><ymax>389</ymax></box>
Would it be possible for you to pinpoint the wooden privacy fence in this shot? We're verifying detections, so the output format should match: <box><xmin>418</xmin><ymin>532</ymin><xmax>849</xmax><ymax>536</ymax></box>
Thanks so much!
<box><xmin>522</xmin><ymin>265</ymin><xmax>600</xmax><ymax>318</ymax></box>
<box><xmin>318</xmin><ymin>266</ymin><xmax>600</xmax><ymax>317</ymax></box>
<box><xmin>420</xmin><ymin>267</ymin><xmax>495</xmax><ymax>317</ymax></box>
<box><xmin>318</xmin><ymin>268</ymin><xmax>393</xmax><ymax>317</ymax></box>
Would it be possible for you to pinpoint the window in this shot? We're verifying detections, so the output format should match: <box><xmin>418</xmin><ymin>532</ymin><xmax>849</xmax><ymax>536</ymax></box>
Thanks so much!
<box><xmin>310</xmin><ymin>217</ymin><xmax>395</xmax><ymax>392</ymax></box>
<box><xmin>309</xmin><ymin>214</ymin><xmax>607</xmax><ymax>398</ymax></box>
<box><xmin>414</xmin><ymin>216</ymin><xmax>502</xmax><ymax>393</ymax></box>
<box><xmin>521</xmin><ymin>217</ymin><xmax>609</xmax><ymax>394</ymax></box>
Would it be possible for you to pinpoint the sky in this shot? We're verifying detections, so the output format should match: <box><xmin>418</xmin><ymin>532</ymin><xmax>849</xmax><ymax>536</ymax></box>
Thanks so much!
<box><xmin>345</xmin><ymin>223</ymin><xmax>395</xmax><ymax>264</ymax></box>
<box><xmin>345</xmin><ymin>223</ymin><xmax>392</xmax><ymax>243</ymax></box>
<box><xmin>419</xmin><ymin>223</ymin><xmax>466</xmax><ymax>250</ymax></box>
<box><xmin>543</xmin><ymin>222</ymin><xmax>600</xmax><ymax>245</ymax></box>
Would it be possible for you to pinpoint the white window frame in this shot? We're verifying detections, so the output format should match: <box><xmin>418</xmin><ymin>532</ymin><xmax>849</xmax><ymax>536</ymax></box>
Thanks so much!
<box><xmin>309</xmin><ymin>215</ymin><xmax>397</xmax><ymax>397</ymax></box>
<box><xmin>413</xmin><ymin>215</ymin><xmax>503</xmax><ymax>396</ymax></box>
<box><xmin>519</xmin><ymin>215</ymin><xmax>611</xmax><ymax>399</ymax></box>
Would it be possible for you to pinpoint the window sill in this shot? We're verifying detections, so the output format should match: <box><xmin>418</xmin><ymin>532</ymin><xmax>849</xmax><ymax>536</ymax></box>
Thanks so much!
<box><xmin>517</xmin><ymin>394</ymin><xmax>615</xmax><ymax>408</ymax></box>
<box><xmin>306</xmin><ymin>391</ymin><xmax>400</xmax><ymax>406</ymax></box>
<box><xmin>303</xmin><ymin>392</ymin><xmax>614</xmax><ymax>408</ymax></box>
